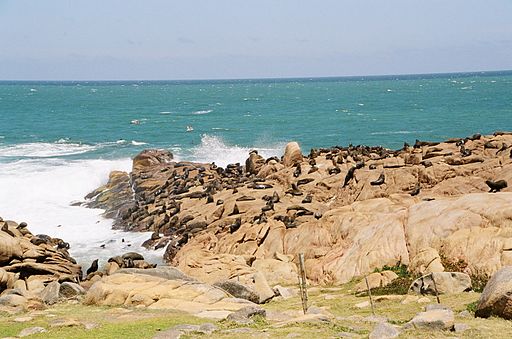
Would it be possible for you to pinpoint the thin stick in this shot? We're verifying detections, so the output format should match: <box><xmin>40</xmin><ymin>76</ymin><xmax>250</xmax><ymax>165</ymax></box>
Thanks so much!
<box><xmin>431</xmin><ymin>273</ymin><xmax>441</xmax><ymax>304</ymax></box>
<box><xmin>365</xmin><ymin>276</ymin><xmax>375</xmax><ymax>315</ymax></box>
<box><xmin>298</xmin><ymin>253</ymin><xmax>309</xmax><ymax>314</ymax></box>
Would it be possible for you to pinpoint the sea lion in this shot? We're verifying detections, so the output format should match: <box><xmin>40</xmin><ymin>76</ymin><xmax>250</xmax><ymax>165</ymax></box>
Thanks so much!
<box><xmin>486</xmin><ymin>179</ymin><xmax>508</xmax><ymax>193</ymax></box>
<box><xmin>271</xmin><ymin>191</ymin><xmax>280</xmax><ymax>203</ymax></box>
<box><xmin>328</xmin><ymin>167</ymin><xmax>341</xmax><ymax>175</ymax></box>
<box><xmin>410</xmin><ymin>182</ymin><xmax>421</xmax><ymax>196</ymax></box>
<box><xmin>286</xmin><ymin>183</ymin><xmax>303</xmax><ymax>196</ymax></box>
<box><xmin>216</xmin><ymin>199</ymin><xmax>224</xmax><ymax>205</ymax></box>
<box><xmin>370</xmin><ymin>173</ymin><xmax>385</xmax><ymax>186</ymax></box>
<box><xmin>86</xmin><ymin>259</ymin><xmax>99</xmax><ymax>276</ymax></box>
<box><xmin>342</xmin><ymin>166</ymin><xmax>357</xmax><ymax>187</ymax></box>
<box><xmin>460</xmin><ymin>145</ymin><xmax>472</xmax><ymax>157</ymax></box>
<box><xmin>229</xmin><ymin>218</ymin><xmax>241</xmax><ymax>233</ymax></box>
<box><xmin>122</xmin><ymin>252</ymin><xmax>145</xmax><ymax>261</ymax></box>
<box><xmin>1</xmin><ymin>223</ymin><xmax>15</xmax><ymax>237</ymax></box>
<box><xmin>297</xmin><ymin>178</ymin><xmax>314</xmax><ymax>186</ymax></box>
<box><xmin>236</xmin><ymin>195</ymin><xmax>256</xmax><ymax>201</ymax></box>
<box><xmin>206</xmin><ymin>194</ymin><xmax>214</xmax><ymax>204</ymax></box>
<box><xmin>369</xmin><ymin>164</ymin><xmax>377</xmax><ymax>170</ymax></box>
<box><xmin>484</xmin><ymin>141</ymin><xmax>498</xmax><ymax>149</ymax></box>
<box><xmin>308</xmin><ymin>166</ymin><xmax>319</xmax><ymax>174</ymax></box>
<box><xmin>293</xmin><ymin>164</ymin><xmax>302</xmax><ymax>178</ymax></box>
<box><xmin>261</xmin><ymin>201</ymin><xmax>274</xmax><ymax>212</ymax></box>
<box><xmin>229</xmin><ymin>204</ymin><xmax>240</xmax><ymax>216</ymax></box>
<box><xmin>302</xmin><ymin>194</ymin><xmax>312</xmax><ymax>203</ymax></box>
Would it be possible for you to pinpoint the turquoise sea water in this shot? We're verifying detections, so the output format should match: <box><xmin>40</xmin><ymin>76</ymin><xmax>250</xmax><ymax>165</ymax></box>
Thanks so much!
<box><xmin>1</xmin><ymin>70</ymin><xmax>512</xmax><ymax>163</ymax></box>
<box><xmin>0</xmin><ymin>70</ymin><xmax>511</xmax><ymax>264</ymax></box>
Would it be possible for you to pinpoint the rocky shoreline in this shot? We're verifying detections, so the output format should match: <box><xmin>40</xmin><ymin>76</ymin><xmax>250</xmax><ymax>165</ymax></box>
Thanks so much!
<box><xmin>3</xmin><ymin>131</ymin><xmax>512</xmax><ymax>337</ymax></box>
<box><xmin>85</xmin><ymin>131</ymin><xmax>512</xmax><ymax>286</ymax></box>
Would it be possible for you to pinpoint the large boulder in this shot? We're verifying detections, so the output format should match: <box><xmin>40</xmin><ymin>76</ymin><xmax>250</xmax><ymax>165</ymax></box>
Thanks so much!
<box><xmin>132</xmin><ymin>149</ymin><xmax>173</xmax><ymax>173</ymax></box>
<box><xmin>355</xmin><ymin>271</ymin><xmax>398</xmax><ymax>293</ymax></box>
<box><xmin>0</xmin><ymin>231</ymin><xmax>23</xmax><ymax>264</ymax></box>
<box><xmin>84</xmin><ymin>273</ymin><xmax>256</xmax><ymax>319</ymax></box>
<box><xmin>282</xmin><ymin>142</ymin><xmax>303</xmax><ymax>167</ymax></box>
<box><xmin>404</xmin><ymin>309</ymin><xmax>454</xmax><ymax>330</ymax></box>
<box><xmin>409</xmin><ymin>272</ymin><xmax>472</xmax><ymax>295</ymax></box>
<box><xmin>475</xmin><ymin>266</ymin><xmax>512</xmax><ymax>319</ymax></box>
<box><xmin>213</xmin><ymin>280</ymin><xmax>259</xmax><ymax>304</ymax></box>
<box><xmin>245</xmin><ymin>151</ymin><xmax>265</xmax><ymax>175</ymax></box>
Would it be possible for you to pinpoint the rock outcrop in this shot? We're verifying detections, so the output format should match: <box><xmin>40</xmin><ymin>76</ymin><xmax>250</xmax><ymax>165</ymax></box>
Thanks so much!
<box><xmin>84</xmin><ymin>271</ymin><xmax>258</xmax><ymax>319</ymax></box>
<box><xmin>0</xmin><ymin>218</ymin><xmax>82</xmax><ymax>311</ymax></box>
<box><xmin>475</xmin><ymin>266</ymin><xmax>512</xmax><ymax>319</ymax></box>
<box><xmin>83</xmin><ymin>132</ymin><xmax>512</xmax><ymax>285</ymax></box>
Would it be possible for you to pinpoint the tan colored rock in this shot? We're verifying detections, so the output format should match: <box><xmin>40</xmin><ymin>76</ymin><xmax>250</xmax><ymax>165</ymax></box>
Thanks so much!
<box><xmin>355</xmin><ymin>271</ymin><xmax>398</xmax><ymax>293</ymax></box>
<box><xmin>409</xmin><ymin>272</ymin><xmax>472</xmax><ymax>295</ymax></box>
<box><xmin>476</xmin><ymin>266</ymin><xmax>512</xmax><ymax>319</ymax></box>
<box><xmin>409</xmin><ymin>247</ymin><xmax>444</xmax><ymax>275</ymax></box>
<box><xmin>404</xmin><ymin>309</ymin><xmax>454</xmax><ymax>330</ymax></box>
<box><xmin>0</xmin><ymin>231</ymin><xmax>22</xmax><ymax>264</ymax></box>
<box><xmin>251</xmin><ymin>259</ymin><xmax>297</xmax><ymax>286</ymax></box>
<box><xmin>253</xmin><ymin>271</ymin><xmax>275</xmax><ymax>303</ymax></box>
<box><xmin>282</xmin><ymin>142</ymin><xmax>303</xmax><ymax>166</ymax></box>
<box><xmin>84</xmin><ymin>273</ymin><xmax>255</xmax><ymax>319</ymax></box>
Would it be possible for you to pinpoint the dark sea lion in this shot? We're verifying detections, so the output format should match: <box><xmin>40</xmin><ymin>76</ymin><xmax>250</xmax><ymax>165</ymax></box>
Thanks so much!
<box><xmin>486</xmin><ymin>179</ymin><xmax>508</xmax><ymax>193</ymax></box>
<box><xmin>297</xmin><ymin>178</ymin><xmax>314</xmax><ymax>186</ymax></box>
<box><xmin>302</xmin><ymin>194</ymin><xmax>312</xmax><ymax>204</ymax></box>
<box><xmin>86</xmin><ymin>259</ymin><xmax>99</xmax><ymax>276</ymax></box>
<box><xmin>460</xmin><ymin>145</ymin><xmax>472</xmax><ymax>157</ymax></box>
<box><xmin>236</xmin><ymin>195</ymin><xmax>256</xmax><ymax>201</ymax></box>
<box><xmin>229</xmin><ymin>204</ymin><xmax>240</xmax><ymax>215</ymax></box>
<box><xmin>261</xmin><ymin>201</ymin><xmax>274</xmax><ymax>212</ymax></box>
<box><xmin>122</xmin><ymin>252</ymin><xmax>145</xmax><ymax>261</ymax></box>
<box><xmin>271</xmin><ymin>191</ymin><xmax>280</xmax><ymax>203</ymax></box>
<box><xmin>370</xmin><ymin>173</ymin><xmax>385</xmax><ymax>186</ymax></box>
<box><xmin>293</xmin><ymin>164</ymin><xmax>302</xmax><ymax>178</ymax></box>
<box><xmin>342</xmin><ymin>166</ymin><xmax>356</xmax><ymax>187</ymax></box>
<box><xmin>286</xmin><ymin>183</ymin><xmax>303</xmax><ymax>196</ymax></box>
<box><xmin>369</xmin><ymin>164</ymin><xmax>377</xmax><ymax>170</ymax></box>
<box><xmin>229</xmin><ymin>218</ymin><xmax>241</xmax><ymax>233</ymax></box>
<box><xmin>206</xmin><ymin>194</ymin><xmax>214</xmax><ymax>204</ymax></box>
<box><xmin>484</xmin><ymin>141</ymin><xmax>498</xmax><ymax>149</ymax></box>
<box><xmin>410</xmin><ymin>182</ymin><xmax>421</xmax><ymax>196</ymax></box>
<box><xmin>328</xmin><ymin>167</ymin><xmax>341</xmax><ymax>175</ymax></box>
<box><xmin>216</xmin><ymin>199</ymin><xmax>224</xmax><ymax>205</ymax></box>
<box><xmin>308</xmin><ymin>166</ymin><xmax>319</xmax><ymax>174</ymax></box>
<box><xmin>1</xmin><ymin>223</ymin><xmax>15</xmax><ymax>237</ymax></box>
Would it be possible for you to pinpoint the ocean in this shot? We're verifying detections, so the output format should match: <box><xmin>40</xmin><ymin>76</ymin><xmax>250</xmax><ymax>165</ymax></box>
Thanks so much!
<box><xmin>1</xmin><ymin>70</ymin><xmax>511</xmax><ymax>266</ymax></box>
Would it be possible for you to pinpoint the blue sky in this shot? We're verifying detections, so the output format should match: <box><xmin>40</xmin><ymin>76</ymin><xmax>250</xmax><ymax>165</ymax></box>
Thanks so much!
<box><xmin>0</xmin><ymin>0</ymin><xmax>511</xmax><ymax>80</ymax></box>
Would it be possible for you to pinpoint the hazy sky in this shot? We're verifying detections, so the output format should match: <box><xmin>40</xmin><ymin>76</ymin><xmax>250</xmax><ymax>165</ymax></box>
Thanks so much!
<box><xmin>0</xmin><ymin>0</ymin><xmax>511</xmax><ymax>80</ymax></box>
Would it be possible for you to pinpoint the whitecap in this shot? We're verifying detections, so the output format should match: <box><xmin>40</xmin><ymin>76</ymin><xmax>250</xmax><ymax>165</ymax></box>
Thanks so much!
<box><xmin>131</xmin><ymin>140</ymin><xmax>147</xmax><ymax>146</ymax></box>
<box><xmin>159</xmin><ymin>111</ymin><xmax>172</xmax><ymax>114</ymax></box>
<box><xmin>0</xmin><ymin>142</ymin><xmax>99</xmax><ymax>158</ymax></box>
<box><xmin>192</xmin><ymin>109</ymin><xmax>213</xmax><ymax>115</ymax></box>
<box><xmin>188</xmin><ymin>134</ymin><xmax>281</xmax><ymax>168</ymax></box>
<box><xmin>29</xmin><ymin>88</ymin><xmax>37</xmax><ymax>92</ymax></box>
<box><xmin>358</xmin><ymin>103</ymin><xmax>364</xmax><ymax>106</ymax></box>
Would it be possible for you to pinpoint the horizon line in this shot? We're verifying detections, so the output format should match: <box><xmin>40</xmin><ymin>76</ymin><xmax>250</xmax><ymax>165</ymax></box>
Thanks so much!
<box><xmin>1</xmin><ymin>68</ymin><xmax>511</xmax><ymax>83</ymax></box>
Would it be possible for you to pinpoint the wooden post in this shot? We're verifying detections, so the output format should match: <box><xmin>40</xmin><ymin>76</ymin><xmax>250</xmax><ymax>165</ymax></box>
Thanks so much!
<box><xmin>365</xmin><ymin>276</ymin><xmax>375</xmax><ymax>315</ymax></box>
<box><xmin>297</xmin><ymin>253</ymin><xmax>308</xmax><ymax>314</ymax></box>
<box><xmin>431</xmin><ymin>273</ymin><xmax>441</xmax><ymax>304</ymax></box>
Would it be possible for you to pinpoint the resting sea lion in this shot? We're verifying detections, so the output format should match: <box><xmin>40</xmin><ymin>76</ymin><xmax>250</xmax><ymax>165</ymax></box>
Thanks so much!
<box><xmin>486</xmin><ymin>180</ymin><xmax>508</xmax><ymax>193</ymax></box>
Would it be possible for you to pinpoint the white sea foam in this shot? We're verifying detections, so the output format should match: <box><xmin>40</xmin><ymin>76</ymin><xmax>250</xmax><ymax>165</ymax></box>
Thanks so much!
<box><xmin>0</xmin><ymin>142</ymin><xmax>99</xmax><ymax>158</ymax></box>
<box><xmin>188</xmin><ymin>134</ymin><xmax>282</xmax><ymax>168</ymax></box>
<box><xmin>131</xmin><ymin>140</ymin><xmax>147</xmax><ymax>146</ymax></box>
<box><xmin>0</xmin><ymin>158</ymin><xmax>164</xmax><ymax>268</ymax></box>
<box><xmin>159</xmin><ymin>111</ymin><xmax>172</xmax><ymax>114</ymax></box>
<box><xmin>192</xmin><ymin>109</ymin><xmax>213</xmax><ymax>115</ymax></box>
<box><xmin>370</xmin><ymin>130</ymin><xmax>432</xmax><ymax>135</ymax></box>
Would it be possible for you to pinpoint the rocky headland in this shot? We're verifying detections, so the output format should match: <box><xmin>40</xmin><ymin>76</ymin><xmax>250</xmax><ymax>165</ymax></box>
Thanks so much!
<box><xmin>86</xmin><ymin>131</ymin><xmax>512</xmax><ymax>288</ymax></box>
<box><xmin>3</xmin><ymin>131</ymin><xmax>512</xmax><ymax>338</ymax></box>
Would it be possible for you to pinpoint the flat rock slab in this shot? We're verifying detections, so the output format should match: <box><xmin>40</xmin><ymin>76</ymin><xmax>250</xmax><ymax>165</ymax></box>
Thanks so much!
<box><xmin>369</xmin><ymin>322</ymin><xmax>400</xmax><ymax>339</ymax></box>
<box><xmin>404</xmin><ymin>309</ymin><xmax>454</xmax><ymax>330</ymax></box>
<box><xmin>84</xmin><ymin>273</ymin><xmax>256</xmax><ymax>319</ymax></box>
<box><xmin>18</xmin><ymin>327</ymin><xmax>47</xmax><ymax>337</ymax></box>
